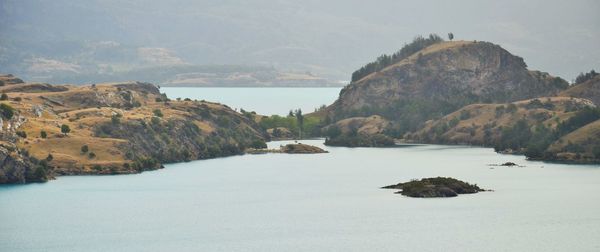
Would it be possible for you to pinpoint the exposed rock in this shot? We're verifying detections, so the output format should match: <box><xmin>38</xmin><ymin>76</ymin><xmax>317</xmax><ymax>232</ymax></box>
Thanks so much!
<box><xmin>382</xmin><ymin>177</ymin><xmax>485</xmax><ymax>198</ymax></box>
<box><xmin>31</xmin><ymin>105</ymin><xmax>44</xmax><ymax>117</ymax></box>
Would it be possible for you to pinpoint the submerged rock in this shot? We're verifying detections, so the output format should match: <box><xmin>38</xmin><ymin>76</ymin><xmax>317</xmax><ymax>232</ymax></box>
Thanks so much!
<box><xmin>382</xmin><ymin>177</ymin><xmax>485</xmax><ymax>198</ymax></box>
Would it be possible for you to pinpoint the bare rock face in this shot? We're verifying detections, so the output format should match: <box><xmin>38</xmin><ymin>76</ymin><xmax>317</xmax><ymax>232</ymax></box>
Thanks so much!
<box><xmin>326</xmin><ymin>41</ymin><xmax>568</xmax><ymax>125</ymax></box>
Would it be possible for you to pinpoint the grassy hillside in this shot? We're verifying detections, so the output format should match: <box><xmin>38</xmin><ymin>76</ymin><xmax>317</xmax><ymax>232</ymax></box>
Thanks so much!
<box><xmin>408</xmin><ymin>97</ymin><xmax>600</xmax><ymax>163</ymax></box>
<box><xmin>559</xmin><ymin>75</ymin><xmax>600</xmax><ymax>106</ymax></box>
<box><xmin>0</xmin><ymin>76</ymin><xmax>267</xmax><ymax>183</ymax></box>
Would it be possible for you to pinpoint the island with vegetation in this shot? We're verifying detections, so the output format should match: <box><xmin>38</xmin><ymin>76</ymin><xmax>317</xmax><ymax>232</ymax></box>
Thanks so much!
<box><xmin>382</xmin><ymin>177</ymin><xmax>486</xmax><ymax>198</ymax></box>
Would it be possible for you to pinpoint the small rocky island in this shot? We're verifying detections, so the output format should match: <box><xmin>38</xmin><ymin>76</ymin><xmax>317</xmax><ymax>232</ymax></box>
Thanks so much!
<box><xmin>247</xmin><ymin>143</ymin><xmax>328</xmax><ymax>154</ymax></box>
<box><xmin>382</xmin><ymin>177</ymin><xmax>486</xmax><ymax>198</ymax></box>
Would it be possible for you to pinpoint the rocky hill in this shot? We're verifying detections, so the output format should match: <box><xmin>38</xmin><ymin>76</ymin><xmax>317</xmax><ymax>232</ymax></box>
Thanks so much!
<box><xmin>0</xmin><ymin>76</ymin><xmax>267</xmax><ymax>184</ymax></box>
<box><xmin>324</xmin><ymin>41</ymin><xmax>568</xmax><ymax>135</ymax></box>
<box><xmin>318</xmin><ymin>38</ymin><xmax>599</xmax><ymax>163</ymax></box>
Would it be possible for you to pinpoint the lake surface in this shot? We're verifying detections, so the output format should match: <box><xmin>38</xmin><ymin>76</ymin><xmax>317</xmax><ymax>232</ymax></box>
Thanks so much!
<box><xmin>1</xmin><ymin>88</ymin><xmax>600</xmax><ymax>252</ymax></box>
<box><xmin>162</xmin><ymin>87</ymin><xmax>342</xmax><ymax>116</ymax></box>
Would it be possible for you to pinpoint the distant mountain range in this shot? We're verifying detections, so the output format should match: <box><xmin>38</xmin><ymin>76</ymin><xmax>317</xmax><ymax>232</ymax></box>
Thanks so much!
<box><xmin>1</xmin><ymin>0</ymin><xmax>598</xmax><ymax>85</ymax></box>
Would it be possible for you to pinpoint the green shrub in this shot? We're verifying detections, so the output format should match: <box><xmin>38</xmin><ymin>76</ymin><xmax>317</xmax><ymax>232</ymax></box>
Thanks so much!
<box><xmin>0</xmin><ymin>103</ymin><xmax>15</xmax><ymax>119</ymax></box>
<box><xmin>459</xmin><ymin>110</ymin><xmax>471</xmax><ymax>120</ymax></box>
<box><xmin>40</xmin><ymin>130</ymin><xmax>47</xmax><ymax>138</ymax></box>
<box><xmin>153</xmin><ymin>109</ymin><xmax>163</xmax><ymax>117</ymax></box>
<box><xmin>111</xmin><ymin>114</ymin><xmax>122</xmax><ymax>124</ymax></box>
<box><xmin>61</xmin><ymin>124</ymin><xmax>71</xmax><ymax>135</ymax></box>
<box><xmin>16</xmin><ymin>131</ymin><xmax>27</xmax><ymax>138</ymax></box>
<box><xmin>81</xmin><ymin>145</ymin><xmax>89</xmax><ymax>153</ymax></box>
<box><xmin>506</xmin><ymin>104</ymin><xmax>518</xmax><ymax>114</ymax></box>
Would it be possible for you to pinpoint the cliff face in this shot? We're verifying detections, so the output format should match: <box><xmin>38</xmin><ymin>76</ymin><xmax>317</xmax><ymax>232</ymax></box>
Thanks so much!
<box><xmin>327</xmin><ymin>41</ymin><xmax>568</xmax><ymax>128</ymax></box>
<box><xmin>0</xmin><ymin>76</ymin><xmax>267</xmax><ymax>183</ymax></box>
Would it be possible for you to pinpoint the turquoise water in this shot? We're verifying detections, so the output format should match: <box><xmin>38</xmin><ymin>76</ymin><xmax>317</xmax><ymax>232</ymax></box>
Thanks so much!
<box><xmin>161</xmin><ymin>87</ymin><xmax>342</xmax><ymax>116</ymax></box>
<box><xmin>1</xmin><ymin>88</ymin><xmax>600</xmax><ymax>251</ymax></box>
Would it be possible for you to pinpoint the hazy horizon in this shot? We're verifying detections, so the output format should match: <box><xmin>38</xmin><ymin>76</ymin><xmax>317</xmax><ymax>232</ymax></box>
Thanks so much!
<box><xmin>1</xmin><ymin>0</ymin><xmax>598</xmax><ymax>83</ymax></box>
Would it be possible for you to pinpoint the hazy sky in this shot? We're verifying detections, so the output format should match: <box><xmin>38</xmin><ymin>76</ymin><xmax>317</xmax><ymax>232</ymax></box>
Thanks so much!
<box><xmin>1</xmin><ymin>0</ymin><xmax>598</xmax><ymax>81</ymax></box>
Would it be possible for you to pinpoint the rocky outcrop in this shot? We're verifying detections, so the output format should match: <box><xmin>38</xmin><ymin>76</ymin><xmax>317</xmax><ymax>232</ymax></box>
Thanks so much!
<box><xmin>382</xmin><ymin>177</ymin><xmax>485</xmax><ymax>198</ymax></box>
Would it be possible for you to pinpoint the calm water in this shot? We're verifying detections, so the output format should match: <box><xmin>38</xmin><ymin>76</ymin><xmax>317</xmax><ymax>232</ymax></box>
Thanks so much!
<box><xmin>162</xmin><ymin>87</ymin><xmax>342</xmax><ymax>116</ymax></box>
<box><xmin>1</xmin><ymin>88</ymin><xmax>600</xmax><ymax>252</ymax></box>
